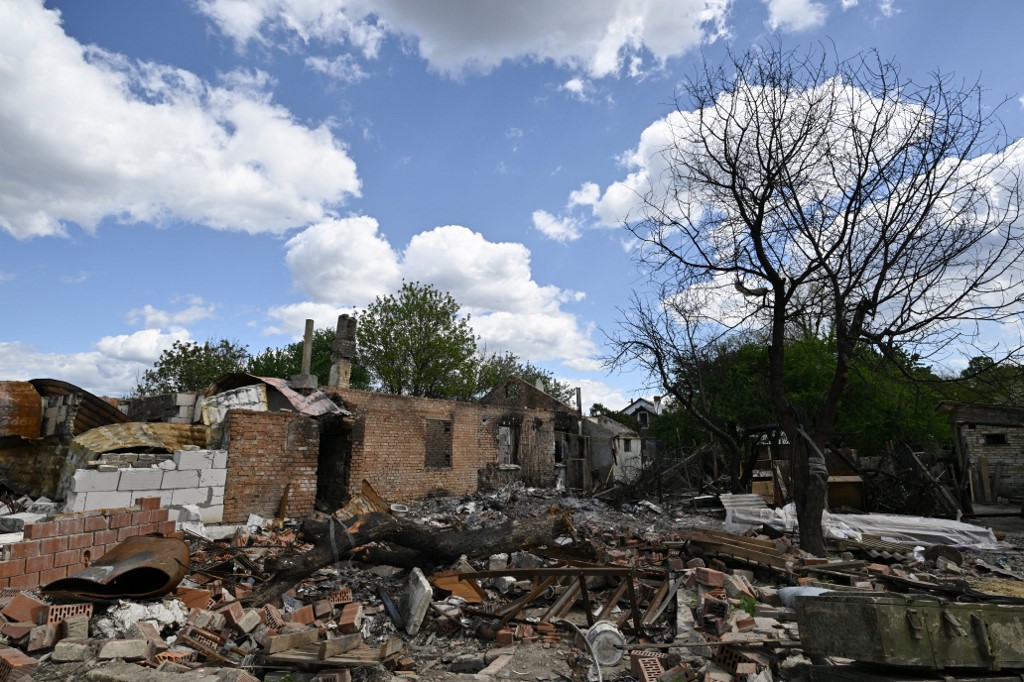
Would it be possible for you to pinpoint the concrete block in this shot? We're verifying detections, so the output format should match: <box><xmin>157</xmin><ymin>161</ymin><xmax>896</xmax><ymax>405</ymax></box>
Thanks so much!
<box><xmin>117</xmin><ymin>468</ymin><xmax>164</xmax><ymax>491</ymax></box>
<box><xmin>83</xmin><ymin>490</ymin><xmax>133</xmax><ymax>510</ymax></box>
<box><xmin>98</xmin><ymin>638</ymin><xmax>153</xmax><ymax>661</ymax></box>
<box><xmin>0</xmin><ymin>512</ymin><xmax>46</xmax><ymax>533</ymax></box>
<box><xmin>161</xmin><ymin>470</ymin><xmax>200</xmax><ymax>489</ymax></box>
<box><xmin>52</xmin><ymin>639</ymin><xmax>95</xmax><ymax>662</ymax></box>
<box><xmin>157</xmin><ymin>460</ymin><xmax>177</xmax><ymax>471</ymax></box>
<box><xmin>171</xmin><ymin>487</ymin><xmax>211</xmax><ymax>506</ymax></box>
<box><xmin>212</xmin><ymin>450</ymin><xmax>228</xmax><ymax>468</ymax></box>
<box><xmin>400</xmin><ymin>567</ymin><xmax>432</xmax><ymax>636</ymax></box>
<box><xmin>199</xmin><ymin>469</ymin><xmax>227</xmax><ymax>487</ymax></box>
<box><xmin>72</xmin><ymin>469</ymin><xmax>121</xmax><ymax>493</ymax></box>
<box><xmin>63</xmin><ymin>492</ymin><xmax>87</xmax><ymax>513</ymax></box>
<box><xmin>129</xmin><ymin>490</ymin><xmax>168</xmax><ymax>506</ymax></box>
<box><xmin>173</xmin><ymin>450</ymin><xmax>217</xmax><ymax>471</ymax></box>
<box><xmin>199</xmin><ymin>504</ymin><xmax>224</xmax><ymax>524</ymax></box>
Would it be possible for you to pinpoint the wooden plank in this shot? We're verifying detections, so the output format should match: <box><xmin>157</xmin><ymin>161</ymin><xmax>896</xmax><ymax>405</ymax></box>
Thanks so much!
<box><xmin>693</xmin><ymin>541</ymin><xmax>789</xmax><ymax>570</ymax></box>
<box><xmin>980</xmin><ymin>456</ymin><xmax>992</xmax><ymax>503</ymax></box>
<box><xmin>263</xmin><ymin>628</ymin><xmax>319</xmax><ymax>654</ymax></box>
<box><xmin>319</xmin><ymin>633</ymin><xmax>362</xmax><ymax>659</ymax></box>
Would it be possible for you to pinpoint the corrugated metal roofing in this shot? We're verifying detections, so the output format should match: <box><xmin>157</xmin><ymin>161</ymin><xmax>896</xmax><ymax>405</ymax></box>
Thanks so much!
<box><xmin>718</xmin><ymin>493</ymin><xmax>770</xmax><ymax>511</ymax></box>
<box><xmin>0</xmin><ymin>381</ymin><xmax>42</xmax><ymax>438</ymax></box>
<box><xmin>70</xmin><ymin>422</ymin><xmax>209</xmax><ymax>458</ymax></box>
<box><xmin>204</xmin><ymin>373</ymin><xmax>348</xmax><ymax>418</ymax></box>
<box><xmin>29</xmin><ymin>378</ymin><xmax>128</xmax><ymax>434</ymax></box>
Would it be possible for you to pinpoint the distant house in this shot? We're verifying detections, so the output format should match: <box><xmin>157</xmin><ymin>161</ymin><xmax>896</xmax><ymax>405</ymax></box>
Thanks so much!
<box><xmin>620</xmin><ymin>397</ymin><xmax>661</xmax><ymax>430</ymax></box>
<box><xmin>583</xmin><ymin>414</ymin><xmax>645</xmax><ymax>484</ymax></box>
<box><xmin>937</xmin><ymin>401</ymin><xmax>1024</xmax><ymax>505</ymax></box>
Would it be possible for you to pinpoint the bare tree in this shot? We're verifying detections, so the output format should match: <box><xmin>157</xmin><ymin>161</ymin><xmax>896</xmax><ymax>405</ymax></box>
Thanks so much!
<box><xmin>611</xmin><ymin>44</ymin><xmax>1024</xmax><ymax>553</ymax></box>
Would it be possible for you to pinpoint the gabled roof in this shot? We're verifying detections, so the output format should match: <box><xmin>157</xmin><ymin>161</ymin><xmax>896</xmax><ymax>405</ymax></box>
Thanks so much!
<box><xmin>586</xmin><ymin>414</ymin><xmax>640</xmax><ymax>438</ymax></box>
<box><xmin>479</xmin><ymin>376</ymin><xmax>575</xmax><ymax>413</ymax></box>
<box><xmin>621</xmin><ymin>398</ymin><xmax>657</xmax><ymax>416</ymax></box>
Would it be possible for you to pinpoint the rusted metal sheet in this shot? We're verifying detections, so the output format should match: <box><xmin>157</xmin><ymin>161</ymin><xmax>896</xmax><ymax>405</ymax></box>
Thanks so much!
<box><xmin>70</xmin><ymin>422</ymin><xmax>209</xmax><ymax>460</ymax></box>
<box><xmin>29</xmin><ymin>378</ymin><xmax>128</xmax><ymax>434</ymax></box>
<box><xmin>204</xmin><ymin>373</ymin><xmax>349</xmax><ymax>419</ymax></box>
<box><xmin>0</xmin><ymin>436</ymin><xmax>65</xmax><ymax>497</ymax></box>
<box><xmin>42</xmin><ymin>535</ymin><xmax>190</xmax><ymax>600</ymax></box>
<box><xmin>0</xmin><ymin>382</ymin><xmax>42</xmax><ymax>439</ymax></box>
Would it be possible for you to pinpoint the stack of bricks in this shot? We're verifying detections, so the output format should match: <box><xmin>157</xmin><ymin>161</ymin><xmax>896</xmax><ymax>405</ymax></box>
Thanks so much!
<box><xmin>64</xmin><ymin>450</ymin><xmax>228</xmax><ymax>523</ymax></box>
<box><xmin>222</xmin><ymin>410</ymin><xmax>320</xmax><ymax>524</ymax></box>
<box><xmin>0</xmin><ymin>498</ymin><xmax>175</xmax><ymax>590</ymax></box>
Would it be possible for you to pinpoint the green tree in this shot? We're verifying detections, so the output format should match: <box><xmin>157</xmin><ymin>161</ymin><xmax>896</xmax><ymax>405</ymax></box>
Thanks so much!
<box><xmin>135</xmin><ymin>339</ymin><xmax>249</xmax><ymax>396</ymax></box>
<box><xmin>357</xmin><ymin>281</ymin><xmax>478</xmax><ymax>399</ymax></box>
<box><xmin>474</xmin><ymin>350</ymin><xmax>574</xmax><ymax>404</ymax></box>
<box><xmin>250</xmin><ymin>327</ymin><xmax>371</xmax><ymax>389</ymax></box>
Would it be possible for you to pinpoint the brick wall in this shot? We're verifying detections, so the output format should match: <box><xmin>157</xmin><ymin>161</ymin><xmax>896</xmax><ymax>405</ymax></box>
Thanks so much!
<box><xmin>963</xmin><ymin>425</ymin><xmax>1024</xmax><ymax>498</ymax></box>
<box><xmin>331</xmin><ymin>389</ymin><xmax>558</xmax><ymax>501</ymax></box>
<box><xmin>0</xmin><ymin>498</ymin><xmax>174</xmax><ymax>590</ymax></box>
<box><xmin>222</xmin><ymin>410</ymin><xmax>319</xmax><ymax>524</ymax></box>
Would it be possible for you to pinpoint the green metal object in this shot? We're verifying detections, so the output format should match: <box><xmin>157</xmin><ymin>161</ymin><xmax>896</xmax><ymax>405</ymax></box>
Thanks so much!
<box><xmin>795</xmin><ymin>593</ymin><xmax>1024</xmax><ymax>671</ymax></box>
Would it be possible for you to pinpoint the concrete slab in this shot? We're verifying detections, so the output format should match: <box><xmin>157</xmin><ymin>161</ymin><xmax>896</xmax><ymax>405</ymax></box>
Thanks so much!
<box><xmin>117</xmin><ymin>468</ymin><xmax>164</xmax><ymax>490</ymax></box>
<box><xmin>73</xmin><ymin>469</ymin><xmax>120</xmax><ymax>493</ymax></box>
<box><xmin>400</xmin><ymin>567</ymin><xmax>432</xmax><ymax>636</ymax></box>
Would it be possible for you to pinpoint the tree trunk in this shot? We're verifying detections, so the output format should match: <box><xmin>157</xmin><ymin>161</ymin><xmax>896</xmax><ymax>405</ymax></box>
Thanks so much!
<box><xmin>786</xmin><ymin>423</ymin><xmax>828</xmax><ymax>556</ymax></box>
<box><xmin>246</xmin><ymin>511</ymin><xmax>570</xmax><ymax>606</ymax></box>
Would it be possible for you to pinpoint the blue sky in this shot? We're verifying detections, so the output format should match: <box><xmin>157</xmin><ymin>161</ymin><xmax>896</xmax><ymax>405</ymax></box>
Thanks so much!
<box><xmin>1</xmin><ymin>0</ymin><xmax>1023</xmax><ymax>406</ymax></box>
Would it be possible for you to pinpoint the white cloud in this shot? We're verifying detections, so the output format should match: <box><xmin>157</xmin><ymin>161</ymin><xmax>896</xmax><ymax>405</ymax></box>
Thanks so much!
<box><xmin>126</xmin><ymin>300</ymin><xmax>216</xmax><ymax>328</ymax></box>
<box><xmin>95</xmin><ymin>328</ymin><xmax>192</xmax><ymax>364</ymax></box>
<box><xmin>273</xmin><ymin>221</ymin><xmax>600</xmax><ymax>368</ymax></box>
<box><xmin>840</xmin><ymin>0</ymin><xmax>858</xmax><ymax>8</ymax></box>
<box><xmin>305</xmin><ymin>54</ymin><xmax>368</xmax><ymax>83</ymax></box>
<box><xmin>284</xmin><ymin>216</ymin><xmax>402</xmax><ymax>307</ymax></box>
<box><xmin>0</xmin><ymin>0</ymin><xmax>360</xmax><ymax>239</ymax></box>
<box><xmin>263</xmin><ymin>302</ymin><xmax>356</xmax><ymax>337</ymax></box>
<box><xmin>0</xmin><ymin>272</ymin><xmax>14</xmax><ymax>283</ymax></box>
<box><xmin>763</xmin><ymin>0</ymin><xmax>828</xmax><ymax>31</ymax></box>
<box><xmin>532</xmin><ymin>210</ymin><xmax>581</xmax><ymax>242</ymax></box>
<box><xmin>560</xmin><ymin>77</ymin><xmax>591</xmax><ymax>101</ymax></box>
<box><xmin>0</xmin><ymin>341</ymin><xmax>150</xmax><ymax>397</ymax></box>
<box><xmin>572</xmin><ymin>378</ymin><xmax>629</xmax><ymax>410</ymax></box>
<box><xmin>197</xmin><ymin>0</ymin><xmax>731</xmax><ymax>80</ymax></box>
<box><xmin>877</xmin><ymin>0</ymin><xmax>898</xmax><ymax>18</ymax></box>
<box><xmin>60</xmin><ymin>272</ymin><xmax>88</xmax><ymax>285</ymax></box>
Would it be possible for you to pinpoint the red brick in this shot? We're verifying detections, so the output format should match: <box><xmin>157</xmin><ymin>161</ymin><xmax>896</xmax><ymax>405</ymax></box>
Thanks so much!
<box><xmin>289</xmin><ymin>604</ymin><xmax>315</xmax><ymax>625</ymax></box>
<box><xmin>56</xmin><ymin>518</ymin><xmax>84</xmax><ymax>536</ymax></box>
<box><xmin>108</xmin><ymin>513</ymin><xmax>132</xmax><ymax>529</ymax></box>
<box><xmin>94</xmin><ymin>529</ymin><xmax>116</xmax><ymax>545</ymax></box>
<box><xmin>0</xmin><ymin>644</ymin><xmax>38</xmax><ymax>681</ymax></box>
<box><xmin>38</xmin><ymin>567</ymin><xmax>67</xmax><ymax>585</ymax></box>
<box><xmin>67</xmin><ymin>533</ymin><xmax>93</xmax><ymax>550</ymax></box>
<box><xmin>495</xmin><ymin>628</ymin><xmax>514</xmax><ymax>646</ymax></box>
<box><xmin>130</xmin><ymin>511</ymin><xmax>145</xmax><ymax>526</ymax></box>
<box><xmin>23</xmin><ymin>522</ymin><xmax>56</xmax><ymax>540</ymax></box>
<box><xmin>140</xmin><ymin>497</ymin><xmax>160</xmax><ymax>511</ymax></box>
<box><xmin>24</xmin><ymin>555</ymin><xmax>52</xmax><ymax>574</ymax></box>
<box><xmin>53</xmin><ymin>549</ymin><xmax>80</xmax><ymax>569</ymax></box>
<box><xmin>7</xmin><ymin>574</ymin><xmax>36</xmax><ymax>590</ymax></box>
<box><xmin>694</xmin><ymin>567</ymin><xmax>726</xmax><ymax>588</ymax></box>
<box><xmin>39</xmin><ymin>536</ymin><xmax>68</xmax><ymax>555</ymax></box>
<box><xmin>1</xmin><ymin>593</ymin><xmax>47</xmax><ymax>624</ymax></box>
<box><xmin>0</xmin><ymin>561</ymin><xmax>24</xmax><ymax>580</ymax></box>
<box><xmin>158</xmin><ymin>521</ymin><xmax>177</xmax><ymax>535</ymax></box>
<box><xmin>337</xmin><ymin>602</ymin><xmax>362</xmax><ymax>634</ymax></box>
<box><xmin>8</xmin><ymin>542</ymin><xmax>39</xmax><ymax>560</ymax></box>
<box><xmin>117</xmin><ymin>526</ymin><xmax>140</xmax><ymax>542</ymax></box>
<box><xmin>84</xmin><ymin>516</ymin><xmax>108</xmax><ymax>532</ymax></box>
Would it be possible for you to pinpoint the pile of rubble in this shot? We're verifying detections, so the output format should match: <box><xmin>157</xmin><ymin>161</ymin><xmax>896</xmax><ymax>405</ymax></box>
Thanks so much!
<box><xmin>0</xmin><ymin>485</ymin><xmax>1021</xmax><ymax>682</ymax></box>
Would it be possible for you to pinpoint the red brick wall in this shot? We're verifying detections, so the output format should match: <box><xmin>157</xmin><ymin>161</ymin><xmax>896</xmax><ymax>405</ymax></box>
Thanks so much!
<box><xmin>0</xmin><ymin>498</ymin><xmax>174</xmax><ymax>590</ymax></box>
<box><xmin>222</xmin><ymin>410</ymin><xmax>319</xmax><ymax>523</ymax></box>
<box><xmin>331</xmin><ymin>389</ymin><xmax>558</xmax><ymax>501</ymax></box>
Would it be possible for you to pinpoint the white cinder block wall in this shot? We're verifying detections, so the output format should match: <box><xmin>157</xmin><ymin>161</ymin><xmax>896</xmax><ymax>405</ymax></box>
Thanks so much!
<box><xmin>64</xmin><ymin>449</ymin><xmax>227</xmax><ymax>523</ymax></box>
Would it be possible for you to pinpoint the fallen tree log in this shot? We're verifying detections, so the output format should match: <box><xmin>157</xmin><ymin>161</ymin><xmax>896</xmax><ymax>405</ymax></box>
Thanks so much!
<box><xmin>247</xmin><ymin>511</ymin><xmax>570</xmax><ymax>606</ymax></box>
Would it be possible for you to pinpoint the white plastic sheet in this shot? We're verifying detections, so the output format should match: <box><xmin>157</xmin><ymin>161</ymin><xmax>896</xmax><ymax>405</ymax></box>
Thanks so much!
<box><xmin>724</xmin><ymin>502</ymin><xmax>1004</xmax><ymax>549</ymax></box>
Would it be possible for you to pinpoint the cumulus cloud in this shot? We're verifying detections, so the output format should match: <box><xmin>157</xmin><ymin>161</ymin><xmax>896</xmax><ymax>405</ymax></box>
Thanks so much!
<box><xmin>0</xmin><ymin>0</ymin><xmax>360</xmax><ymax>239</ymax></box>
<box><xmin>0</xmin><ymin>341</ymin><xmax>154</xmax><ymax>397</ymax></box>
<box><xmin>532</xmin><ymin>210</ymin><xmax>581</xmax><ymax>242</ymax></box>
<box><xmin>284</xmin><ymin>216</ymin><xmax>402</xmax><ymax>306</ymax></box>
<box><xmin>126</xmin><ymin>300</ymin><xmax>216</xmax><ymax>328</ymax></box>
<box><xmin>560</xmin><ymin>77</ymin><xmax>591</xmax><ymax>101</ymax></box>
<box><xmin>274</xmin><ymin>220</ymin><xmax>600</xmax><ymax>368</ymax></box>
<box><xmin>197</xmin><ymin>0</ymin><xmax>731</xmax><ymax>80</ymax></box>
<box><xmin>305</xmin><ymin>54</ymin><xmax>368</xmax><ymax>83</ymax></box>
<box><xmin>763</xmin><ymin>0</ymin><xmax>828</xmax><ymax>31</ymax></box>
<box><xmin>94</xmin><ymin>328</ymin><xmax>192</xmax><ymax>364</ymax></box>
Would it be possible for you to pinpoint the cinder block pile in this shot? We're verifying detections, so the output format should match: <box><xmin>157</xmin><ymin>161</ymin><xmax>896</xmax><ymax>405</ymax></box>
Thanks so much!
<box><xmin>64</xmin><ymin>449</ymin><xmax>228</xmax><ymax>523</ymax></box>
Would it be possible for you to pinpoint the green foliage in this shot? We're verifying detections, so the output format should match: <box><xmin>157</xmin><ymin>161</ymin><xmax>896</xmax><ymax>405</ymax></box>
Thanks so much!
<box><xmin>957</xmin><ymin>356</ymin><xmax>1024</xmax><ymax>406</ymax></box>
<box><xmin>249</xmin><ymin>327</ymin><xmax>371</xmax><ymax>389</ymax></box>
<box><xmin>135</xmin><ymin>339</ymin><xmax>248</xmax><ymax>396</ymax></box>
<box><xmin>475</xmin><ymin>351</ymin><xmax>574</xmax><ymax>404</ymax></box>
<box><xmin>357</xmin><ymin>281</ymin><xmax>478</xmax><ymax>399</ymax></box>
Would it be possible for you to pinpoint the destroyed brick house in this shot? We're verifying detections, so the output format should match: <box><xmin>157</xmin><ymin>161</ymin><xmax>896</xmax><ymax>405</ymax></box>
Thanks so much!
<box><xmin>938</xmin><ymin>400</ymin><xmax>1024</xmax><ymax>504</ymax></box>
